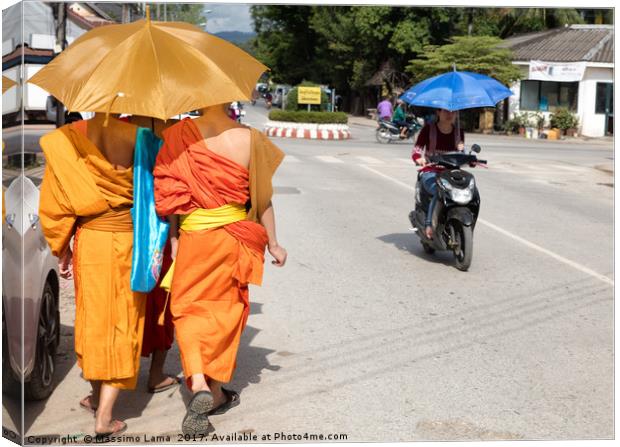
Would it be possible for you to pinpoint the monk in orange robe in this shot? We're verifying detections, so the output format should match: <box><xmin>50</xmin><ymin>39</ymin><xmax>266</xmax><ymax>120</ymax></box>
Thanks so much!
<box><xmin>124</xmin><ymin>115</ymin><xmax>180</xmax><ymax>393</ymax></box>
<box><xmin>153</xmin><ymin>104</ymin><xmax>287</xmax><ymax>435</ymax></box>
<box><xmin>39</xmin><ymin>114</ymin><xmax>145</xmax><ymax>436</ymax></box>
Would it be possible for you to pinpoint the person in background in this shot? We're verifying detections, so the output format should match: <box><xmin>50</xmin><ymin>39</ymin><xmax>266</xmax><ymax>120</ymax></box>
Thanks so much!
<box><xmin>125</xmin><ymin>115</ymin><xmax>180</xmax><ymax>395</ymax></box>
<box><xmin>392</xmin><ymin>99</ymin><xmax>408</xmax><ymax>138</ymax></box>
<box><xmin>377</xmin><ymin>95</ymin><xmax>393</xmax><ymax>122</ymax></box>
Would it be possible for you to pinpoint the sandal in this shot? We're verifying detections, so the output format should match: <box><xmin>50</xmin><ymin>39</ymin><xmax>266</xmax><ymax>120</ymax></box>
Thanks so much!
<box><xmin>182</xmin><ymin>391</ymin><xmax>214</xmax><ymax>435</ymax></box>
<box><xmin>79</xmin><ymin>395</ymin><xmax>98</xmax><ymax>416</ymax></box>
<box><xmin>95</xmin><ymin>420</ymin><xmax>127</xmax><ymax>438</ymax></box>
<box><xmin>148</xmin><ymin>375</ymin><xmax>181</xmax><ymax>393</ymax></box>
<box><xmin>208</xmin><ymin>388</ymin><xmax>240</xmax><ymax>415</ymax></box>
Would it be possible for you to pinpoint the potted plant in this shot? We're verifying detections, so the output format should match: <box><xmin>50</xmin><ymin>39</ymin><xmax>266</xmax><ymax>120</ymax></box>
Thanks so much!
<box><xmin>549</xmin><ymin>108</ymin><xmax>579</xmax><ymax>137</ymax></box>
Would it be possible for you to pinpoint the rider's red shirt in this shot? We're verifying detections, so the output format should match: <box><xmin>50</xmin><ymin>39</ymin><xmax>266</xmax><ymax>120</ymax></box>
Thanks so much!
<box><xmin>411</xmin><ymin>123</ymin><xmax>465</xmax><ymax>163</ymax></box>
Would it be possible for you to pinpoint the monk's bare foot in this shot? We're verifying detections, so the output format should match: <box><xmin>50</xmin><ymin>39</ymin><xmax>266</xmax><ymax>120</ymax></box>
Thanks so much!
<box><xmin>95</xmin><ymin>419</ymin><xmax>127</xmax><ymax>436</ymax></box>
<box><xmin>148</xmin><ymin>374</ymin><xmax>180</xmax><ymax>393</ymax></box>
<box><xmin>79</xmin><ymin>395</ymin><xmax>98</xmax><ymax>415</ymax></box>
<box><xmin>210</xmin><ymin>388</ymin><xmax>227</xmax><ymax>409</ymax></box>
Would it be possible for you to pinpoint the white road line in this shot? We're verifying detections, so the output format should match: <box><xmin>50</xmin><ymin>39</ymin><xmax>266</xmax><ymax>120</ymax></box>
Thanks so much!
<box><xmin>478</xmin><ymin>219</ymin><xmax>614</xmax><ymax>286</ymax></box>
<box><xmin>359</xmin><ymin>164</ymin><xmax>613</xmax><ymax>287</ymax></box>
<box><xmin>284</xmin><ymin>155</ymin><xmax>301</xmax><ymax>163</ymax></box>
<box><xmin>315</xmin><ymin>155</ymin><xmax>344</xmax><ymax>164</ymax></box>
<box><xmin>356</xmin><ymin>156</ymin><xmax>384</xmax><ymax>164</ymax></box>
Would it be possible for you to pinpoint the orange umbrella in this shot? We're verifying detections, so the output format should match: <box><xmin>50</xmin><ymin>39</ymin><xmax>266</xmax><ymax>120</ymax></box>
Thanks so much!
<box><xmin>2</xmin><ymin>76</ymin><xmax>16</xmax><ymax>94</ymax></box>
<box><xmin>28</xmin><ymin>10</ymin><xmax>267</xmax><ymax>120</ymax></box>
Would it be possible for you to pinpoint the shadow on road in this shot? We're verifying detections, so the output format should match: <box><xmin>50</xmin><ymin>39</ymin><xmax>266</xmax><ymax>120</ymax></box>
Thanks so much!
<box><xmin>377</xmin><ymin>232</ymin><xmax>456</xmax><ymax>267</ymax></box>
<box><xmin>177</xmin><ymin>301</ymin><xmax>281</xmax><ymax>409</ymax></box>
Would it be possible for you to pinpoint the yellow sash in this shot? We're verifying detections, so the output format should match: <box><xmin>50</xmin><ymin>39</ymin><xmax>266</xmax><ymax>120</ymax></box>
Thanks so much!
<box><xmin>159</xmin><ymin>203</ymin><xmax>246</xmax><ymax>293</ymax></box>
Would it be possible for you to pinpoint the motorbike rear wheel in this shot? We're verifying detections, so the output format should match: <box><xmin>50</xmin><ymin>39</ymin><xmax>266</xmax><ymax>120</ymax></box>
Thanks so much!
<box><xmin>375</xmin><ymin>128</ymin><xmax>391</xmax><ymax>144</ymax></box>
<box><xmin>452</xmin><ymin>222</ymin><xmax>473</xmax><ymax>271</ymax></box>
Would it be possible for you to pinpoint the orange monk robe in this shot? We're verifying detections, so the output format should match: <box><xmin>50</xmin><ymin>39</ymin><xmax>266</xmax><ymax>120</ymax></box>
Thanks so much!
<box><xmin>39</xmin><ymin>121</ymin><xmax>146</xmax><ymax>389</ymax></box>
<box><xmin>153</xmin><ymin>119</ymin><xmax>283</xmax><ymax>384</ymax></box>
<box><xmin>141</xmin><ymin>240</ymin><xmax>174</xmax><ymax>356</ymax></box>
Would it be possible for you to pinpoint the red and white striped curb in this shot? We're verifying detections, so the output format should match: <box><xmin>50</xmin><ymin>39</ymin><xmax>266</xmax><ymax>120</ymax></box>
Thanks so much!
<box><xmin>265</xmin><ymin>127</ymin><xmax>351</xmax><ymax>139</ymax></box>
<box><xmin>264</xmin><ymin>122</ymin><xmax>351</xmax><ymax>140</ymax></box>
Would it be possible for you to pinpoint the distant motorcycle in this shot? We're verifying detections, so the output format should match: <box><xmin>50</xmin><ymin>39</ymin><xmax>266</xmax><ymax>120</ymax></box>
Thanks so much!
<box><xmin>408</xmin><ymin>145</ymin><xmax>486</xmax><ymax>271</ymax></box>
<box><xmin>376</xmin><ymin>117</ymin><xmax>423</xmax><ymax>143</ymax></box>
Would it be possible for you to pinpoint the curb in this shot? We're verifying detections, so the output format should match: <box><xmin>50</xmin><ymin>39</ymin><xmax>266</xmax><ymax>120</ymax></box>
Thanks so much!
<box><xmin>265</xmin><ymin>127</ymin><xmax>351</xmax><ymax>140</ymax></box>
<box><xmin>264</xmin><ymin>121</ymin><xmax>351</xmax><ymax>140</ymax></box>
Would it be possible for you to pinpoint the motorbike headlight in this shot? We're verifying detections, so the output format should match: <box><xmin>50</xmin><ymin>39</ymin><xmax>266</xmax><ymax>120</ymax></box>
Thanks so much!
<box><xmin>439</xmin><ymin>177</ymin><xmax>453</xmax><ymax>191</ymax></box>
<box><xmin>450</xmin><ymin>188</ymin><xmax>473</xmax><ymax>204</ymax></box>
<box><xmin>468</xmin><ymin>177</ymin><xmax>475</xmax><ymax>190</ymax></box>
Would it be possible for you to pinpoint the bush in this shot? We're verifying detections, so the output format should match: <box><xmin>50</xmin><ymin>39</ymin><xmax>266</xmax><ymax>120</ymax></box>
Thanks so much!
<box><xmin>269</xmin><ymin>110</ymin><xmax>348</xmax><ymax>124</ymax></box>
<box><xmin>549</xmin><ymin>108</ymin><xmax>579</xmax><ymax>130</ymax></box>
<box><xmin>285</xmin><ymin>81</ymin><xmax>330</xmax><ymax>112</ymax></box>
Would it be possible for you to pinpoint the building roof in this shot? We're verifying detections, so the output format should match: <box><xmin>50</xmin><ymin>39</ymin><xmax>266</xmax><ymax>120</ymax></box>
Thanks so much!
<box><xmin>503</xmin><ymin>24</ymin><xmax>613</xmax><ymax>64</ymax></box>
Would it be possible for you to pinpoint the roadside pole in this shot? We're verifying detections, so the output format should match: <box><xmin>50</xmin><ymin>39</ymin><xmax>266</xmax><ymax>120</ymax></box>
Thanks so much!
<box><xmin>53</xmin><ymin>3</ymin><xmax>67</xmax><ymax>128</ymax></box>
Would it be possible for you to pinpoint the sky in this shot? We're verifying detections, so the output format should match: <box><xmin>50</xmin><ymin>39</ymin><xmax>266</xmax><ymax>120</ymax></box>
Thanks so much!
<box><xmin>202</xmin><ymin>3</ymin><xmax>253</xmax><ymax>34</ymax></box>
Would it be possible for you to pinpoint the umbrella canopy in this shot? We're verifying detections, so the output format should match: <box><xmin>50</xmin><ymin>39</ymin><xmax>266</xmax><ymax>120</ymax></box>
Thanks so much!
<box><xmin>401</xmin><ymin>71</ymin><xmax>512</xmax><ymax>111</ymax></box>
<box><xmin>28</xmin><ymin>14</ymin><xmax>268</xmax><ymax>120</ymax></box>
<box><xmin>2</xmin><ymin>76</ymin><xmax>16</xmax><ymax>94</ymax></box>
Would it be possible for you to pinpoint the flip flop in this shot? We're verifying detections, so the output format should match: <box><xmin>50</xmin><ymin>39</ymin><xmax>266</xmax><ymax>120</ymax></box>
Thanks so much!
<box><xmin>95</xmin><ymin>420</ymin><xmax>127</xmax><ymax>438</ymax></box>
<box><xmin>79</xmin><ymin>395</ymin><xmax>97</xmax><ymax>416</ymax></box>
<box><xmin>182</xmin><ymin>391</ymin><xmax>214</xmax><ymax>436</ymax></box>
<box><xmin>208</xmin><ymin>388</ymin><xmax>240</xmax><ymax>415</ymax></box>
<box><xmin>148</xmin><ymin>376</ymin><xmax>181</xmax><ymax>393</ymax></box>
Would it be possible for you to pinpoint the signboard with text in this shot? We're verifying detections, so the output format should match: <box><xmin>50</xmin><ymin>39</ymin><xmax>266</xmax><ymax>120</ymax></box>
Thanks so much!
<box><xmin>298</xmin><ymin>86</ymin><xmax>322</xmax><ymax>105</ymax></box>
<box><xmin>529</xmin><ymin>60</ymin><xmax>586</xmax><ymax>82</ymax></box>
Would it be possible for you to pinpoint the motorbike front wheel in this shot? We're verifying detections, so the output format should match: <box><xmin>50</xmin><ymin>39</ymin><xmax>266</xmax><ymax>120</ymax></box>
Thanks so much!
<box><xmin>375</xmin><ymin>128</ymin><xmax>391</xmax><ymax>144</ymax></box>
<box><xmin>452</xmin><ymin>222</ymin><xmax>473</xmax><ymax>271</ymax></box>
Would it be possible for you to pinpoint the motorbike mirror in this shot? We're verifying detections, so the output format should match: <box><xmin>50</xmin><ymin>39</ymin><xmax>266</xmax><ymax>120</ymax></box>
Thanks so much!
<box><xmin>471</xmin><ymin>144</ymin><xmax>481</xmax><ymax>153</ymax></box>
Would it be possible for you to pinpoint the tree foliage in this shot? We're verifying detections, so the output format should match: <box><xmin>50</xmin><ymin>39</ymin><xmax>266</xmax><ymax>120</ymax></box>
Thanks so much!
<box><xmin>250</xmin><ymin>6</ymin><xmax>592</xmax><ymax>111</ymax></box>
<box><xmin>406</xmin><ymin>36</ymin><xmax>522</xmax><ymax>86</ymax></box>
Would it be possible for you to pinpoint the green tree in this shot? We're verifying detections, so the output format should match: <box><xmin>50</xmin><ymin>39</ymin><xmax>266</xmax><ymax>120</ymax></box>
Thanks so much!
<box><xmin>493</xmin><ymin>8</ymin><xmax>584</xmax><ymax>38</ymax></box>
<box><xmin>251</xmin><ymin>5</ymin><xmax>321</xmax><ymax>84</ymax></box>
<box><xmin>406</xmin><ymin>35</ymin><xmax>522</xmax><ymax>86</ymax></box>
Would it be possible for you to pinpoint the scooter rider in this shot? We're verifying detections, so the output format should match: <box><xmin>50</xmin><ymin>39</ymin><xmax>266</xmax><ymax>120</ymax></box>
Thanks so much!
<box><xmin>412</xmin><ymin>108</ymin><xmax>465</xmax><ymax>240</ymax></box>
<box><xmin>392</xmin><ymin>99</ymin><xmax>408</xmax><ymax>138</ymax></box>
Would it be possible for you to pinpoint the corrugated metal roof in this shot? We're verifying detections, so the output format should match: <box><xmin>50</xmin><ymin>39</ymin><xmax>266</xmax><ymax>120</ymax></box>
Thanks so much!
<box><xmin>504</xmin><ymin>25</ymin><xmax>613</xmax><ymax>64</ymax></box>
<box><xmin>591</xmin><ymin>35</ymin><xmax>614</xmax><ymax>63</ymax></box>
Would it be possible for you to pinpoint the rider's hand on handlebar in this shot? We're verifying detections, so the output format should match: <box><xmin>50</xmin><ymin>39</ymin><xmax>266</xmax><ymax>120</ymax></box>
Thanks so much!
<box><xmin>457</xmin><ymin>142</ymin><xmax>464</xmax><ymax>151</ymax></box>
<box><xmin>415</xmin><ymin>157</ymin><xmax>427</xmax><ymax>166</ymax></box>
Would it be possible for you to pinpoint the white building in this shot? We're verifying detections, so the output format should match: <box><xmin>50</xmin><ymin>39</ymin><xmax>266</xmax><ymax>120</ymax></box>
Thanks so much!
<box><xmin>502</xmin><ymin>25</ymin><xmax>613</xmax><ymax>137</ymax></box>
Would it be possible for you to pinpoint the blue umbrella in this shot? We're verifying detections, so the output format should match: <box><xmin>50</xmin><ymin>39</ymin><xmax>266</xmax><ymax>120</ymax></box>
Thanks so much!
<box><xmin>400</xmin><ymin>70</ymin><xmax>512</xmax><ymax>111</ymax></box>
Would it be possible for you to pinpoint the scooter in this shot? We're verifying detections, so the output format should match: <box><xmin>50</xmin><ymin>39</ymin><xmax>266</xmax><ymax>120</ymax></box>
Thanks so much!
<box><xmin>408</xmin><ymin>145</ymin><xmax>486</xmax><ymax>271</ymax></box>
<box><xmin>376</xmin><ymin>117</ymin><xmax>423</xmax><ymax>143</ymax></box>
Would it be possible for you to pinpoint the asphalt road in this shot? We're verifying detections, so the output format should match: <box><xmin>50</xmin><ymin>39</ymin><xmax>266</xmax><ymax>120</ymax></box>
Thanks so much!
<box><xmin>6</xmin><ymin>104</ymin><xmax>613</xmax><ymax>442</ymax></box>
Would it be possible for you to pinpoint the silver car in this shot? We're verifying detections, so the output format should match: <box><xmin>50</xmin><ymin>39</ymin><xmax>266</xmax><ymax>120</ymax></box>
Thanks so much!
<box><xmin>3</xmin><ymin>126</ymin><xmax>60</xmax><ymax>401</ymax></box>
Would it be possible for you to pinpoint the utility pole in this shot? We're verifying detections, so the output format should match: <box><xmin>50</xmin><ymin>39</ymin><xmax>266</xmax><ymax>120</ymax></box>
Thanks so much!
<box><xmin>53</xmin><ymin>2</ymin><xmax>67</xmax><ymax>127</ymax></box>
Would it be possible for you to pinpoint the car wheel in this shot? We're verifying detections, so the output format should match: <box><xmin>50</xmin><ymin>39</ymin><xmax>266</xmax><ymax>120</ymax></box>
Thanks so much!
<box><xmin>25</xmin><ymin>279</ymin><xmax>59</xmax><ymax>401</ymax></box>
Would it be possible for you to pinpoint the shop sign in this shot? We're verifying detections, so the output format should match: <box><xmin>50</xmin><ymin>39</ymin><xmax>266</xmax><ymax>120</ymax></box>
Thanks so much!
<box><xmin>529</xmin><ymin>60</ymin><xmax>586</xmax><ymax>82</ymax></box>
